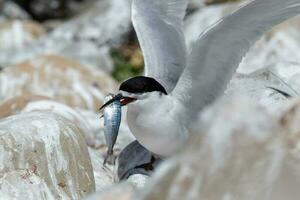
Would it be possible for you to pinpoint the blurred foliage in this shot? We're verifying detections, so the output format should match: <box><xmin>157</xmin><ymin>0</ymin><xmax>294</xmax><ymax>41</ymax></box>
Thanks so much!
<box><xmin>111</xmin><ymin>46</ymin><xmax>144</xmax><ymax>82</ymax></box>
<box><xmin>111</xmin><ymin>30</ymin><xmax>144</xmax><ymax>82</ymax></box>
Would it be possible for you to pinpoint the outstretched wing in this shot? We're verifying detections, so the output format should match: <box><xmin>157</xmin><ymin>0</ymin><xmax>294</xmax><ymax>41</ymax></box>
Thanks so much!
<box><xmin>132</xmin><ymin>0</ymin><xmax>187</xmax><ymax>93</ymax></box>
<box><xmin>172</xmin><ymin>0</ymin><xmax>300</xmax><ymax>121</ymax></box>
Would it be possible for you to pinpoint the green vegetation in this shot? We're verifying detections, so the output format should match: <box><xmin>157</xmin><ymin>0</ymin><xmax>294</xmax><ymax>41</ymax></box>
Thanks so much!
<box><xmin>111</xmin><ymin>48</ymin><xmax>144</xmax><ymax>82</ymax></box>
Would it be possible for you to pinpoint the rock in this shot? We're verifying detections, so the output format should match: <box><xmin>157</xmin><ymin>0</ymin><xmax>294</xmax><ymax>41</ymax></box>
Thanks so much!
<box><xmin>0</xmin><ymin>0</ymin><xmax>131</xmax><ymax>71</ymax></box>
<box><xmin>41</xmin><ymin>0</ymin><xmax>131</xmax><ymax>71</ymax></box>
<box><xmin>53</xmin><ymin>0</ymin><xmax>131</xmax><ymax>46</ymax></box>
<box><xmin>239</xmin><ymin>15</ymin><xmax>300</xmax><ymax>74</ymax></box>
<box><xmin>88</xmin><ymin>148</ymin><xmax>115</xmax><ymax>191</ymax></box>
<box><xmin>23</xmin><ymin>99</ymin><xmax>96</xmax><ymax>146</ymax></box>
<box><xmin>280</xmin><ymin>99</ymin><xmax>300</xmax><ymax>155</ymax></box>
<box><xmin>0</xmin><ymin>95</ymin><xmax>49</xmax><ymax>118</ymax></box>
<box><xmin>72</xmin><ymin>110</ymin><xmax>136</xmax><ymax>191</ymax></box>
<box><xmin>0</xmin><ymin>111</ymin><xmax>95</xmax><ymax>199</ymax></box>
<box><xmin>84</xmin><ymin>182</ymin><xmax>136</xmax><ymax>200</ymax></box>
<box><xmin>140</xmin><ymin>96</ymin><xmax>300</xmax><ymax>200</ymax></box>
<box><xmin>0</xmin><ymin>96</ymin><xmax>98</xmax><ymax>146</ymax></box>
<box><xmin>1</xmin><ymin>1</ymin><xmax>31</xmax><ymax>20</ymax></box>
<box><xmin>85</xmin><ymin>114</ymin><xmax>137</xmax><ymax>190</ymax></box>
<box><xmin>0</xmin><ymin>20</ymin><xmax>45</xmax><ymax>50</ymax></box>
<box><xmin>0</xmin><ymin>94</ymin><xmax>137</xmax><ymax>180</ymax></box>
<box><xmin>127</xmin><ymin>174</ymin><xmax>149</xmax><ymax>189</ymax></box>
<box><xmin>0</xmin><ymin>54</ymin><xmax>118</xmax><ymax>111</ymax></box>
<box><xmin>0</xmin><ymin>170</ymin><xmax>57</xmax><ymax>199</ymax></box>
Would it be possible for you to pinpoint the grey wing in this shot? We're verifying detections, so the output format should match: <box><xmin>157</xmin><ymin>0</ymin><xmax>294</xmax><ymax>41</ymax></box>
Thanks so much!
<box><xmin>172</xmin><ymin>0</ymin><xmax>300</xmax><ymax>121</ymax></box>
<box><xmin>132</xmin><ymin>0</ymin><xmax>187</xmax><ymax>93</ymax></box>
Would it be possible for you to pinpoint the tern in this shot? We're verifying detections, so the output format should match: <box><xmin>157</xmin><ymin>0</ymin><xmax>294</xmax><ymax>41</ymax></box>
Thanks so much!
<box><xmin>100</xmin><ymin>0</ymin><xmax>300</xmax><ymax>156</ymax></box>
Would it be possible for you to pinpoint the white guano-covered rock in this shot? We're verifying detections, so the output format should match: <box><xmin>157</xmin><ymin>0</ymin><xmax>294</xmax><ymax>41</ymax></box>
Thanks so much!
<box><xmin>0</xmin><ymin>0</ymin><xmax>131</xmax><ymax>71</ymax></box>
<box><xmin>21</xmin><ymin>100</ymin><xmax>96</xmax><ymax>147</ymax></box>
<box><xmin>127</xmin><ymin>174</ymin><xmax>149</xmax><ymax>189</ymax></box>
<box><xmin>0</xmin><ymin>20</ymin><xmax>45</xmax><ymax>50</ymax></box>
<box><xmin>84</xmin><ymin>182</ymin><xmax>136</xmax><ymax>200</ymax></box>
<box><xmin>0</xmin><ymin>54</ymin><xmax>118</xmax><ymax>110</ymax></box>
<box><xmin>0</xmin><ymin>170</ymin><xmax>57</xmax><ymax>200</ymax></box>
<box><xmin>0</xmin><ymin>96</ymin><xmax>98</xmax><ymax>146</ymax></box>
<box><xmin>239</xmin><ymin>16</ymin><xmax>300</xmax><ymax>74</ymax></box>
<box><xmin>0</xmin><ymin>1</ymin><xmax>30</xmax><ymax>20</ymax></box>
<box><xmin>0</xmin><ymin>95</ymin><xmax>50</xmax><ymax>119</ymax></box>
<box><xmin>279</xmin><ymin>99</ymin><xmax>300</xmax><ymax>156</ymax></box>
<box><xmin>0</xmin><ymin>112</ymin><xmax>95</xmax><ymax>199</ymax></box>
<box><xmin>88</xmin><ymin>148</ymin><xmax>115</xmax><ymax>191</ymax></box>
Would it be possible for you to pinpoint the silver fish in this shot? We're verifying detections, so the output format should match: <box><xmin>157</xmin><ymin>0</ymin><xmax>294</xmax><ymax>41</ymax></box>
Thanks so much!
<box><xmin>102</xmin><ymin>94</ymin><xmax>122</xmax><ymax>165</ymax></box>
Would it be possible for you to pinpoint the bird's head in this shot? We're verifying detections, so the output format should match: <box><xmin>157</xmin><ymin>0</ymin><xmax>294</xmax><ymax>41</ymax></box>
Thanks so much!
<box><xmin>99</xmin><ymin>76</ymin><xmax>167</xmax><ymax>110</ymax></box>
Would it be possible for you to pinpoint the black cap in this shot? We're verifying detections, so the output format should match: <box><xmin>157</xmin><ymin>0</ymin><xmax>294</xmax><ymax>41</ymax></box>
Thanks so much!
<box><xmin>119</xmin><ymin>76</ymin><xmax>167</xmax><ymax>95</ymax></box>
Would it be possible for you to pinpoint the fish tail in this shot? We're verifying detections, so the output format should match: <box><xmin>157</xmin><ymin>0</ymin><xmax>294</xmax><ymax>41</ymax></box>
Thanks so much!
<box><xmin>103</xmin><ymin>150</ymin><xmax>115</xmax><ymax>166</ymax></box>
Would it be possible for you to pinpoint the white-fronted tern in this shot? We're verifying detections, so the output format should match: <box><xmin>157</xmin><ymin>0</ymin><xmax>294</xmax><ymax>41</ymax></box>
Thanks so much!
<box><xmin>100</xmin><ymin>0</ymin><xmax>300</xmax><ymax>156</ymax></box>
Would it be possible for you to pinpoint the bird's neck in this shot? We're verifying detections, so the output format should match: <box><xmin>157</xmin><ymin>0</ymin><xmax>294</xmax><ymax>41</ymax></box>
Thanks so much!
<box><xmin>126</xmin><ymin>93</ymin><xmax>190</xmax><ymax>156</ymax></box>
<box><xmin>129</xmin><ymin>92</ymin><xmax>169</xmax><ymax>113</ymax></box>
<box><xmin>127</xmin><ymin>92</ymin><xmax>186</xmax><ymax>124</ymax></box>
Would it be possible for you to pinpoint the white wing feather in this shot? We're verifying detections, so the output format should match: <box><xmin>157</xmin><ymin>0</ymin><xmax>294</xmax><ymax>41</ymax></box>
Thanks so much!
<box><xmin>132</xmin><ymin>0</ymin><xmax>187</xmax><ymax>93</ymax></box>
<box><xmin>173</xmin><ymin>0</ymin><xmax>300</xmax><ymax>120</ymax></box>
